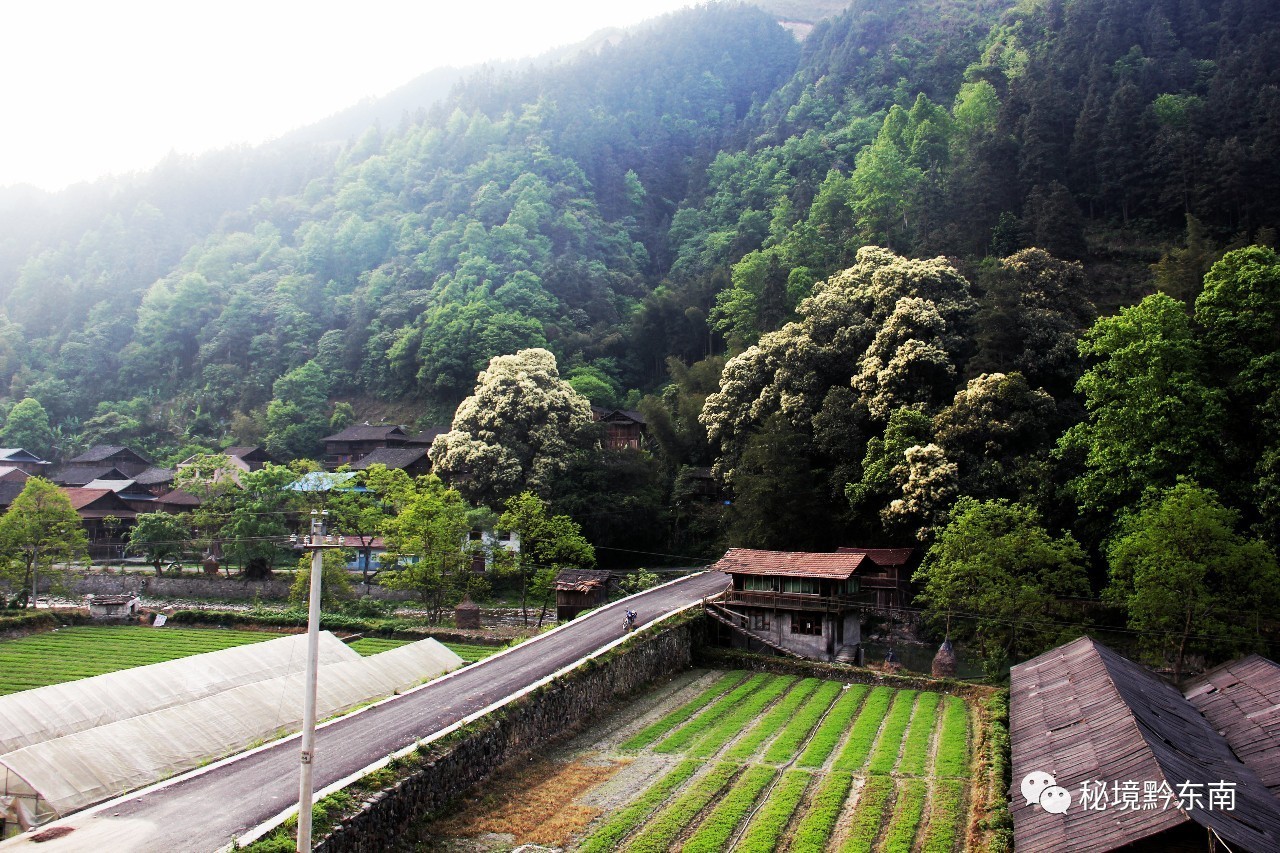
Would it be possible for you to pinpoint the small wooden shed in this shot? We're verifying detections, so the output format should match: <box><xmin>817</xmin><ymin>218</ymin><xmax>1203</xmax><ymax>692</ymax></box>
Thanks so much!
<box><xmin>86</xmin><ymin>594</ymin><xmax>140</xmax><ymax>620</ymax></box>
<box><xmin>554</xmin><ymin>569</ymin><xmax>613</xmax><ymax>621</ymax></box>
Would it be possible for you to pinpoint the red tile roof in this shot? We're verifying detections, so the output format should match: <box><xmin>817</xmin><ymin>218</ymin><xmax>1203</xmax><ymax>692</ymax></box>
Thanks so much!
<box><xmin>836</xmin><ymin>546</ymin><xmax>915</xmax><ymax>566</ymax></box>
<box><xmin>710</xmin><ymin>548</ymin><xmax>867</xmax><ymax>580</ymax></box>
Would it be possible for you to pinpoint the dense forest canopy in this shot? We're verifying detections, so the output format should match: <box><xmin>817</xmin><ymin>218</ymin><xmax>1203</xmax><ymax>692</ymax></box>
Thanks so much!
<box><xmin>1</xmin><ymin>0</ymin><xmax>1279</xmax><ymax>670</ymax></box>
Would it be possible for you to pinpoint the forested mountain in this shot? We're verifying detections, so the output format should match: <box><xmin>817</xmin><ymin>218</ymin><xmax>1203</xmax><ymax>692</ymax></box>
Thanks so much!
<box><xmin>1</xmin><ymin>0</ymin><xmax>1279</xmax><ymax>603</ymax></box>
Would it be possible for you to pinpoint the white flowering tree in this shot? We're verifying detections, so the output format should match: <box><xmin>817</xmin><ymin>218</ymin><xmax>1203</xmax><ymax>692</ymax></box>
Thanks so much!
<box><xmin>429</xmin><ymin>349</ymin><xmax>596</xmax><ymax>506</ymax></box>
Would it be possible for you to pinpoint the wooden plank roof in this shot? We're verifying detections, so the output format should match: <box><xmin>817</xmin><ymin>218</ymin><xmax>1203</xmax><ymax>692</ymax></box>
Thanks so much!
<box><xmin>710</xmin><ymin>547</ymin><xmax>867</xmax><ymax>580</ymax></box>
<box><xmin>1011</xmin><ymin>637</ymin><xmax>1280</xmax><ymax>852</ymax></box>
<box><xmin>554</xmin><ymin>569</ymin><xmax>612</xmax><ymax>593</ymax></box>
<box><xmin>1184</xmin><ymin>655</ymin><xmax>1280</xmax><ymax>800</ymax></box>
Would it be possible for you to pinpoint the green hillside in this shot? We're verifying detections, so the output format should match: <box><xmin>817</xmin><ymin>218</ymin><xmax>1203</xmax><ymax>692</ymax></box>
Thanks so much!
<box><xmin>1</xmin><ymin>0</ymin><xmax>1279</xmax><ymax>673</ymax></box>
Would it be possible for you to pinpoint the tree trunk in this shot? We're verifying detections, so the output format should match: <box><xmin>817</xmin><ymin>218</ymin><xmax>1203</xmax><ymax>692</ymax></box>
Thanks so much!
<box><xmin>520</xmin><ymin>569</ymin><xmax>529</xmax><ymax>626</ymax></box>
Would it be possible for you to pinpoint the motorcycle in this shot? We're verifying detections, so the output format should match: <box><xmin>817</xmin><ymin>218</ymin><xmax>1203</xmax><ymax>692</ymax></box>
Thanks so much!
<box><xmin>624</xmin><ymin>610</ymin><xmax>638</xmax><ymax>632</ymax></box>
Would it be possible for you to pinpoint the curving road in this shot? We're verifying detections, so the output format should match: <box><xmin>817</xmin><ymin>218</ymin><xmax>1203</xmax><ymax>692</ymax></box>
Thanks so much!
<box><xmin>1</xmin><ymin>571</ymin><xmax>729</xmax><ymax>853</ymax></box>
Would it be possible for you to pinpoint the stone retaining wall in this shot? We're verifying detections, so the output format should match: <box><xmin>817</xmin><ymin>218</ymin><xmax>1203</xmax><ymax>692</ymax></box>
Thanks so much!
<box><xmin>312</xmin><ymin>614</ymin><xmax>705</xmax><ymax>853</ymax></box>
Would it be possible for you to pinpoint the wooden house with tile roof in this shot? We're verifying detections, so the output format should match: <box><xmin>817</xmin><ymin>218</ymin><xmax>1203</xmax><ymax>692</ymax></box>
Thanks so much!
<box><xmin>63</xmin><ymin>446</ymin><xmax>151</xmax><ymax>477</ymax></box>
<box><xmin>835</xmin><ymin>546</ymin><xmax>917</xmax><ymax>608</ymax></box>
<box><xmin>350</xmin><ymin>446</ymin><xmax>432</xmax><ymax>477</ymax></box>
<box><xmin>555</xmin><ymin>569</ymin><xmax>614</xmax><ymax>621</ymax></box>
<box><xmin>0</xmin><ymin>449</ymin><xmax>50</xmax><ymax>477</ymax></box>
<box><xmin>709</xmin><ymin>547</ymin><xmax>887</xmax><ymax>661</ymax></box>
<box><xmin>321</xmin><ymin>425</ymin><xmax>408</xmax><ymax>469</ymax></box>
<box><xmin>224</xmin><ymin>446</ymin><xmax>276</xmax><ymax>471</ymax></box>
<box><xmin>1011</xmin><ymin>637</ymin><xmax>1280</xmax><ymax>852</ymax></box>
<box><xmin>0</xmin><ymin>466</ymin><xmax>30</xmax><ymax>484</ymax></box>
<box><xmin>590</xmin><ymin>407</ymin><xmax>648</xmax><ymax>450</ymax></box>
<box><xmin>62</xmin><ymin>487</ymin><xmax>137</xmax><ymax>558</ymax></box>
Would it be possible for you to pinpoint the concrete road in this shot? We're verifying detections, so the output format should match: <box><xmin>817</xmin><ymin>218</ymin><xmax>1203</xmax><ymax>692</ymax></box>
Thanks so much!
<box><xmin>1</xmin><ymin>571</ymin><xmax>729</xmax><ymax>852</ymax></box>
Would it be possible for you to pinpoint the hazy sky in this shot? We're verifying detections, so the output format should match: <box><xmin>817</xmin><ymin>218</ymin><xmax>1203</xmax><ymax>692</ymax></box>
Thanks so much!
<box><xmin>1</xmin><ymin>0</ymin><xmax>695</xmax><ymax>191</ymax></box>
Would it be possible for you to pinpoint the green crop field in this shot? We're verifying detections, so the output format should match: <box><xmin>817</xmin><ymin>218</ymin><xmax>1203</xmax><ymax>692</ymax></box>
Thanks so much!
<box><xmin>0</xmin><ymin>625</ymin><xmax>272</xmax><ymax>694</ymax></box>
<box><xmin>571</xmin><ymin>672</ymin><xmax>975</xmax><ymax>852</ymax></box>
<box><xmin>0</xmin><ymin>627</ymin><xmax>499</xmax><ymax>695</ymax></box>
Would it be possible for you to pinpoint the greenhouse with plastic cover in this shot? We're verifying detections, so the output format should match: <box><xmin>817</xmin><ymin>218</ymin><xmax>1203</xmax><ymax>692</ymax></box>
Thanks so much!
<box><xmin>0</xmin><ymin>633</ymin><xmax>461</xmax><ymax>836</ymax></box>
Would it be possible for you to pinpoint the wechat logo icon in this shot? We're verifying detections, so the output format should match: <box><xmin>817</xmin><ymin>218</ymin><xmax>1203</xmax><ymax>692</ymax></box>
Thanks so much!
<box><xmin>1022</xmin><ymin>771</ymin><xmax>1072</xmax><ymax>814</ymax></box>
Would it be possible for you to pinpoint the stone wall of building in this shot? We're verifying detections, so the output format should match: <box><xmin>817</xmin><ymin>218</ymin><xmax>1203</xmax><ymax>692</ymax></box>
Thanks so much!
<box><xmin>312</xmin><ymin>615</ymin><xmax>704</xmax><ymax>853</ymax></box>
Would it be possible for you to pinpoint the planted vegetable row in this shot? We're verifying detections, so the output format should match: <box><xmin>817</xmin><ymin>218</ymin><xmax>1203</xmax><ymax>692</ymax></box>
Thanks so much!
<box><xmin>831</xmin><ymin>685</ymin><xmax>894</xmax><ymax>771</ymax></box>
<box><xmin>624</xmin><ymin>762</ymin><xmax>738</xmax><ymax>853</ymax></box>
<box><xmin>723</xmin><ymin>677</ymin><xmax>821</xmax><ymax>762</ymax></box>
<box><xmin>621</xmin><ymin>671</ymin><xmax>747</xmax><ymax>751</ymax></box>
<box><xmin>761</xmin><ymin>680</ymin><xmax>843</xmax><ymax>764</ymax></box>
<box><xmin>576</xmin><ymin>759</ymin><xmax>701</xmax><ymax>853</ymax></box>
<box><xmin>796</xmin><ymin>684</ymin><xmax>868</xmax><ymax>768</ymax></box>
<box><xmin>681</xmin><ymin>765</ymin><xmax>776</xmax><ymax>853</ymax></box>
<box><xmin>653</xmin><ymin>673</ymin><xmax>768</xmax><ymax>753</ymax></box>
<box><xmin>934</xmin><ymin>696</ymin><xmax>971</xmax><ymax>777</ymax></box>
<box><xmin>686</xmin><ymin>675</ymin><xmax>797</xmax><ymax>758</ymax></box>
<box><xmin>896</xmin><ymin>691</ymin><xmax>940</xmax><ymax>776</ymax></box>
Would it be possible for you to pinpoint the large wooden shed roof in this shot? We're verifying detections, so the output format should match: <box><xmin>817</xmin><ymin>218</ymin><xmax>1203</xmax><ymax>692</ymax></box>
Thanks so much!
<box><xmin>1011</xmin><ymin>637</ymin><xmax>1280</xmax><ymax>852</ymax></box>
<box><xmin>1184</xmin><ymin>654</ymin><xmax>1280</xmax><ymax>800</ymax></box>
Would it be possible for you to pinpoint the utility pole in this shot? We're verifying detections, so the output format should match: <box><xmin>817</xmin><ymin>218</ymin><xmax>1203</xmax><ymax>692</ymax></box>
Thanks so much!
<box><xmin>292</xmin><ymin>510</ymin><xmax>343</xmax><ymax>852</ymax></box>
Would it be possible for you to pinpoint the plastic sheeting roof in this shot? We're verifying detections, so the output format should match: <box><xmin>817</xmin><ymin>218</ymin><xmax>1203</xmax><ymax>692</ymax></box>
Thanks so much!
<box><xmin>0</xmin><ymin>637</ymin><xmax>462</xmax><ymax>819</ymax></box>
<box><xmin>0</xmin><ymin>632</ymin><xmax>359</xmax><ymax>756</ymax></box>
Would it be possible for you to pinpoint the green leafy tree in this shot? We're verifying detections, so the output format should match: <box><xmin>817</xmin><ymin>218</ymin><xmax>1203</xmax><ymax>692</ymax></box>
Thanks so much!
<box><xmin>430</xmin><ymin>349</ymin><xmax>597</xmax><ymax>505</ymax></box>
<box><xmin>970</xmin><ymin>249</ymin><xmax>1095</xmax><ymax>398</ymax></box>
<box><xmin>498</xmin><ymin>491</ymin><xmax>595</xmax><ymax>626</ymax></box>
<box><xmin>325</xmin><ymin>466</ymin><xmax>396</xmax><ymax>583</ymax></box>
<box><xmin>127</xmin><ymin>512</ymin><xmax>191</xmax><ymax>575</ymax></box>
<box><xmin>914</xmin><ymin>497</ymin><xmax>1089</xmax><ymax>677</ymax></box>
<box><xmin>1058</xmin><ymin>293</ymin><xmax>1227</xmax><ymax>520</ymax></box>
<box><xmin>264</xmin><ymin>360</ymin><xmax>330</xmax><ymax>461</ymax></box>
<box><xmin>1195</xmin><ymin>245</ymin><xmax>1280</xmax><ymax>542</ymax></box>
<box><xmin>222</xmin><ymin>464</ymin><xmax>300</xmax><ymax>580</ymax></box>
<box><xmin>1152</xmin><ymin>215</ymin><xmax>1220</xmax><ymax>304</ymax></box>
<box><xmin>1106</xmin><ymin>481</ymin><xmax>1280</xmax><ymax>682</ymax></box>
<box><xmin>0</xmin><ymin>478</ymin><xmax>89</xmax><ymax>607</ymax></box>
<box><xmin>933</xmin><ymin>372</ymin><xmax>1056</xmax><ymax>502</ymax></box>
<box><xmin>0</xmin><ymin>398</ymin><xmax>53</xmax><ymax>459</ymax></box>
<box><xmin>381</xmin><ymin>476</ymin><xmax>479</xmax><ymax>623</ymax></box>
<box><xmin>725</xmin><ymin>415</ymin><xmax>828</xmax><ymax>550</ymax></box>
<box><xmin>290</xmin><ymin>549</ymin><xmax>353</xmax><ymax>609</ymax></box>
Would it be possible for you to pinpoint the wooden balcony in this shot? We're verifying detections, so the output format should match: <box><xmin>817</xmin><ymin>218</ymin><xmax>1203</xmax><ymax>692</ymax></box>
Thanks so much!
<box><xmin>723</xmin><ymin>590</ymin><xmax>876</xmax><ymax>612</ymax></box>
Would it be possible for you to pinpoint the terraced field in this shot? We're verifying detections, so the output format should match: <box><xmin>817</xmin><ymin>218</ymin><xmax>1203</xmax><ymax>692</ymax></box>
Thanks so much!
<box><xmin>420</xmin><ymin>668</ymin><xmax>978</xmax><ymax>852</ymax></box>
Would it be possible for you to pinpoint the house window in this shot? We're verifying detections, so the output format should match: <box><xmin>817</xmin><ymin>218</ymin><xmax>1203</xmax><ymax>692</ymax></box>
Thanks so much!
<box><xmin>468</xmin><ymin>530</ymin><xmax>483</xmax><ymax>541</ymax></box>
<box><xmin>842</xmin><ymin>578</ymin><xmax>860</xmax><ymax>595</ymax></box>
<box><xmin>750</xmin><ymin>612</ymin><xmax>771</xmax><ymax>631</ymax></box>
<box><xmin>791</xmin><ymin>615</ymin><xmax>822</xmax><ymax>636</ymax></box>
<box><xmin>743</xmin><ymin>576</ymin><xmax>776</xmax><ymax>592</ymax></box>
<box><xmin>781</xmin><ymin>578</ymin><xmax>819</xmax><ymax>595</ymax></box>
<box><xmin>498</xmin><ymin>531</ymin><xmax>512</xmax><ymax>542</ymax></box>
